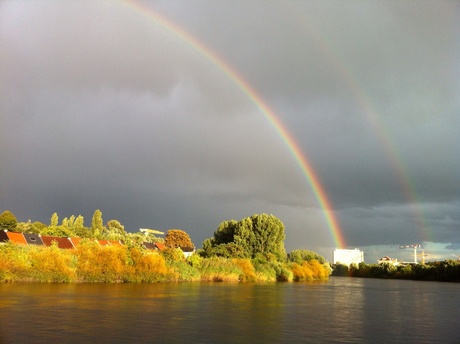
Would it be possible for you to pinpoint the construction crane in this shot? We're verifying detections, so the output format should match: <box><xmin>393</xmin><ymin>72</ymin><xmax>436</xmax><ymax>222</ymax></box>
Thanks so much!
<box><xmin>400</xmin><ymin>244</ymin><xmax>421</xmax><ymax>264</ymax></box>
<box><xmin>139</xmin><ymin>228</ymin><xmax>164</xmax><ymax>235</ymax></box>
<box><xmin>413</xmin><ymin>250</ymin><xmax>429</xmax><ymax>265</ymax></box>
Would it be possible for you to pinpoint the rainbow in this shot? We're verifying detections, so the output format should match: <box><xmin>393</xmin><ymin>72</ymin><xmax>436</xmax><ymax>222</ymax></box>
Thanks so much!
<box><xmin>284</xmin><ymin>8</ymin><xmax>431</xmax><ymax>243</ymax></box>
<box><xmin>114</xmin><ymin>0</ymin><xmax>347</xmax><ymax>248</ymax></box>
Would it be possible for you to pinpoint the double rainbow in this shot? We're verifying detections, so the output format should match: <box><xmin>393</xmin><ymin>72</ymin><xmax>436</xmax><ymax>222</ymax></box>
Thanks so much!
<box><xmin>116</xmin><ymin>0</ymin><xmax>346</xmax><ymax>248</ymax></box>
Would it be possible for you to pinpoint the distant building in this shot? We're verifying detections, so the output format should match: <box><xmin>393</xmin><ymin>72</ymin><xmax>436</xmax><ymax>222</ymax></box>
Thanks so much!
<box><xmin>333</xmin><ymin>248</ymin><xmax>364</xmax><ymax>266</ymax></box>
<box><xmin>378</xmin><ymin>256</ymin><xmax>399</xmax><ymax>266</ymax></box>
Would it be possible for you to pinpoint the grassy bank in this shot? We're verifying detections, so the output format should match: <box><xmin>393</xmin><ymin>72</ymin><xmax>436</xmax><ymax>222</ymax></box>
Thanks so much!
<box><xmin>0</xmin><ymin>242</ymin><xmax>331</xmax><ymax>283</ymax></box>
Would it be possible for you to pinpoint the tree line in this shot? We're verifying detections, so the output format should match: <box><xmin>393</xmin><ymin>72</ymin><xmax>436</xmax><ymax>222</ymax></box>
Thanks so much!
<box><xmin>0</xmin><ymin>210</ymin><xmax>331</xmax><ymax>283</ymax></box>
<box><xmin>332</xmin><ymin>261</ymin><xmax>460</xmax><ymax>282</ymax></box>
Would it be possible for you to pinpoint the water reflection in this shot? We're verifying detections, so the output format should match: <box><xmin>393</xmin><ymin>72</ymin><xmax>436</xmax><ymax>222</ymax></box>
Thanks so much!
<box><xmin>1</xmin><ymin>279</ymin><xmax>459</xmax><ymax>343</ymax></box>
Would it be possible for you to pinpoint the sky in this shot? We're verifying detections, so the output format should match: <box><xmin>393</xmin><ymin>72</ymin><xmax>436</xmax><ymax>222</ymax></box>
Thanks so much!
<box><xmin>1</xmin><ymin>0</ymin><xmax>459</xmax><ymax>263</ymax></box>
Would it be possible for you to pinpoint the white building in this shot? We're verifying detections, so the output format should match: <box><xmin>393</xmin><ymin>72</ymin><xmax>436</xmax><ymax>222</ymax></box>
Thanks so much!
<box><xmin>333</xmin><ymin>248</ymin><xmax>364</xmax><ymax>266</ymax></box>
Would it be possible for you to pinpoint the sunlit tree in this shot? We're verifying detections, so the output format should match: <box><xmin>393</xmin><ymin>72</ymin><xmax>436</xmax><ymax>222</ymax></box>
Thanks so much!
<box><xmin>91</xmin><ymin>209</ymin><xmax>103</xmax><ymax>238</ymax></box>
<box><xmin>0</xmin><ymin>210</ymin><xmax>18</xmax><ymax>231</ymax></box>
<box><xmin>50</xmin><ymin>213</ymin><xmax>59</xmax><ymax>227</ymax></box>
<box><xmin>202</xmin><ymin>214</ymin><xmax>286</xmax><ymax>260</ymax></box>
<box><xmin>288</xmin><ymin>249</ymin><xmax>326</xmax><ymax>264</ymax></box>
<box><xmin>164</xmin><ymin>229</ymin><xmax>194</xmax><ymax>250</ymax></box>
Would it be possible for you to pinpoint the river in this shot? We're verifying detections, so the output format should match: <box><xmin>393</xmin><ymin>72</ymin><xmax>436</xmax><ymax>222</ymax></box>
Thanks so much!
<box><xmin>0</xmin><ymin>277</ymin><xmax>458</xmax><ymax>343</ymax></box>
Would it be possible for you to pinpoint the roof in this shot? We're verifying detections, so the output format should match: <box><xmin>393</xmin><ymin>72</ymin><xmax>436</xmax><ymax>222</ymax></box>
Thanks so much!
<box><xmin>155</xmin><ymin>242</ymin><xmax>165</xmax><ymax>251</ymax></box>
<box><xmin>97</xmin><ymin>240</ymin><xmax>111</xmax><ymax>247</ymax></box>
<box><xmin>6</xmin><ymin>232</ymin><xmax>27</xmax><ymax>245</ymax></box>
<box><xmin>23</xmin><ymin>233</ymin><xmax>44</xmax><ymax>246</ymax></box>
<box><xmin>180</xmin><ymin>246</ymin><xmax>195</xmax><ymax>253</ymax></box>
<box><xmin>69</xmin><ymin>237</ymin><xmax>84</xmax><ymax>247</ymax></box>
<box><xmin>143</xmin><ymin>242</ymin><xmax>157</xmax><ymax>250</ymax></box>
<box><xmin>108</xmin><ymin>240</ymin><xmax>123</xmax><ymax>246</ymax></box>
<box><xmin>0</xmin><ymin>230</ymin><xmax>9</xmax><ymax>243</ymax></box>
<box><xmin>41</xmin><ymin>235</ymin><xmax>75</xmax><ymax>249</ymax></box>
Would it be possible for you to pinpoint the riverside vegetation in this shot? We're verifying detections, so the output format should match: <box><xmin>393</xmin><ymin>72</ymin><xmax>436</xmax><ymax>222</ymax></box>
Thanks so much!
<box><xmin>0</xmin><ymin>210</ymin><xmax>331</xmax><ymax>283</ymax></box>
<box><xmin>332</xmin><ymin>260</ymin><xmax>460</xmax><ymax>282</ymax></box>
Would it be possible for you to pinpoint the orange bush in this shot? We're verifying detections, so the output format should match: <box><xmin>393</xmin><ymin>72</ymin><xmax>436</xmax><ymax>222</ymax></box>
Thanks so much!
<box><xmin>75</xmin><ymin>241</ymin><xmax>129</xmax><ymax>282</ymax></box>
<box><xmin>29</xmin><ymin>245</ymin><xmax>76</xmax><ymax>282</ymax></box>
<box><xmin>232</xmin><ymin>258</ymin><xmax>257</xmax><ymax>282</ymax></box>
<box><xmin>128</xmin><ymin>247</ymin><xmax>169</xmax><ymax>282</ymax></box>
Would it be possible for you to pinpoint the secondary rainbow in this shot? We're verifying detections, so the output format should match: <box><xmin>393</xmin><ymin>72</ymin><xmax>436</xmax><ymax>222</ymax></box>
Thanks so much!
<box><xmin>115</xmin><ymin>0</ymin><xmax>346</xmax><ymax>248</ymax></box>
<box><xmin>285</xmin><ymin>9</ymin><xmax>431</xmax><ymax>243</ymax></box>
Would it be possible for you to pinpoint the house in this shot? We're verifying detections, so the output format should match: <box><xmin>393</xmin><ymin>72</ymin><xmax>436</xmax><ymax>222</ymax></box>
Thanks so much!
<box><xmin>180</xmin><ymin>246</ymin><xmax>195</xmax><ymax>258</ymax></box>
<box><xmin>97</xmin><ymin>240</ymin><xmax>111</xmax><ymax>247</ymax></box>
<box><xmin>143</xmin><ymin>242</ymin><xmax>165</xmax><ymax>251</ymax></box>
<box><xmin>6</xmin><ymin>231</ymin><xmax>28</xmax><ymax>245</ymax></box>
<box><xmin>378</xmin><ymin>256</ymin><xmax>399</xmax><ymax>266</ymax></box>
<box><xmin>69</xmin><ymin>237</ymin><xmax>84</xmax><ymax>248</ymax></box>
<box><xmin>41</xmin><ymin>235</ymin><xmax>75</xmax><ymax>249</ymax></box>
<box><xmin>0</xmin><ymin>230</ymin><xmax>9</xmax><ymax>243</ymax></box>
<box><xmin>23</xmin><ymin>233</ymin><xmax>44</xmax><ymax>246</ymax></box>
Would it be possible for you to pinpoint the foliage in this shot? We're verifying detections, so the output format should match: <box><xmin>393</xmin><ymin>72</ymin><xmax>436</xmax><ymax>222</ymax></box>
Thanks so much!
<box><xmin>332</xmin><ymin>260</ymin><xmax>460</xmax><ymax>282</ymax></box>
<box><xmin>126</xmin><ymin>247</ymin><xmax>170</xmax><ymax>283</ymax></box>
<box><xmin>203</xmin><ymin>214</ymin><xmax>286</xmax><ymax>260</ymax></box>
<box><xmin>0</xmin><ymin>243</ymin><xmax>31</xmax><ymax>282</ymax></box>
<box><xmin>90</xmin><ymin>209</ymin><xmax>104</xmax><ymax>238</ymax></box>
<box><xmin>200</xmin><ymin>242</ymin><xmax>248</xmax><ymax>259</ymax></box>
<box><xmin>0</xmin><ymin>210</ymin><xmax>18</xmax><ymax>232</ymax></box>
<box><xmin>50</xmin><ymin>212</ymin><xmax>59</xmax><ymax>227</ymax></box>
<box><xmin>232</xmin><ymin>258</ymin><xmax>257</xmax><ymax>282</ymax></box>
<box><xmin>164</xmin><ymin>229</ymin><xmax>194</xmax><ymax>249</ymax></box>
<box><xmin>291</xmin><ymin>260</ymin><xmax>330</xmax><ymax>281</ymax></box>
<box><xmin>28</xmin><ymin>244</ymin><xmax>76</xmax><ymax>282</ymax></box>
<box><xmin>75</xmin><ymin>241</ymin><xmax>129</xmax><ymax>282</ymax></box>
<box><xmin>288</xmin><ymin>249</ymin><xmax>326</xmax><ymax>264</ymax></box>
<box><xmin>161</xmin><ymin>247</ymin><xmax>186</xmax><ymax>263</ymax></box>
<box><xmin>198</xmin><ymin>257</ymin><xmax>242</xmax><ymax>282</ymax></box>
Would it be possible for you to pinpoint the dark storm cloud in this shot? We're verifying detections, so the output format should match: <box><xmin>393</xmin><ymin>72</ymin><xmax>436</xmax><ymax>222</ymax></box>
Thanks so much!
<box><xmin>1</xmin><ymin>0</ymin><xmax>459</xmax><ymax>257</ymax></box>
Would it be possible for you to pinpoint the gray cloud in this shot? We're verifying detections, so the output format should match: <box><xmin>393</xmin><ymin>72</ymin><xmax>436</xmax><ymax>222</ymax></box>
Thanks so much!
<box><xmin>1</xmin><ymin>0</ymin><xmax>459</xmax><ymax>258</ymax></box>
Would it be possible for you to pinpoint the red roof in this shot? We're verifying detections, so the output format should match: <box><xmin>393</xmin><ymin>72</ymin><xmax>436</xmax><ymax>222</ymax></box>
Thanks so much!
<box><xmin>97</xmin><ymin>240</ymin><xmax>111</xmax><ymax>246</ymax></box>
<box><xmin>155</xmin><ymin>242</ymin><xmax>165</xmax><ymax>251</ymax></box>
<box><xmin>6</xmin><ymin>232</ymin><xmax>27</xmax><ymax>245</ymax></box>
<box><xmin>69</xmin><ymin>237</ymin><xmax>84</xmax><ymax>247</ymax></box>
<box><xmin>41</xmin><ymin>236</ymin><xmax>74</xmax><ymax>249</ymax></box>
<box><xmin>108</xmin><ymin>240</ymin><xmax>123</xmax><ymax>246</ymax></box>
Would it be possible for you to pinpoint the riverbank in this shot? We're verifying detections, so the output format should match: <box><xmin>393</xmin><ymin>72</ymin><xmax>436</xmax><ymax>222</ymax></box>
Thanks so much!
<box><xmin>332</xmin><ymin>261</ymin><xmax>460</xmax><ymax>282</ymax></box>
<box><xmin>0</xmin><ymin>241</ymin><xmax>330</xmax><ymax>283</ymax></box>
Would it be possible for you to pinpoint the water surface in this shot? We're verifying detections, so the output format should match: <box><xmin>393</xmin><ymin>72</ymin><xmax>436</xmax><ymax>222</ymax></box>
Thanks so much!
<box><xmin>0</xmin><ymin>277</ymin><xmax>458</xmax><ymax>343</ymax></box>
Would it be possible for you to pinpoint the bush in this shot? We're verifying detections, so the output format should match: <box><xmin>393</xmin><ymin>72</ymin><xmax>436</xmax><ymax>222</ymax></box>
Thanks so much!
<box><xmin>198</xmin><ymin>257</ymin><xmax>241</xmax><ymax>282</ymax></box>
<box><xmin>232</xmin><ymin>258</ymin><xmax>257</xmax><ymax>282</ymax></box>
<box><xmin>28</xmin><ymin>244</ymin><xmax>76</xmax><ymax>282</ymax></box>
<box><xmin>75</xmin><ymin>241</ymin><xmax>129</xmax><ymax>282</ymax></box>
<box><xmin>0</xmin><ymin>243</ymin><xmax>31</xmax><ymax>282</ymax></box>
<box><xmin>127</xmin><ymin>247</ymin><xmax>170</xmax><ymax>283</ymax></box>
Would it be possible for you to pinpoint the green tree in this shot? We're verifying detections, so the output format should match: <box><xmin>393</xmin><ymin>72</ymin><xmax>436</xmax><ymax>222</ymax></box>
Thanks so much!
<box><xmin>50</xmin><ymin>213</ymin><xmax>59</xmax><ymax>227</ymax></box>
<box><xmin>0</xmin><ymin>210</ymin><xmax>18</xmax><ymax>231</ymax></box>
<box><xmin>164</xmin><ymin>229</ymin><xmax>194</xmax><ymax>249</ymax></box>
<box><xmin>203</xmin><ymin>214</ymin><xmax>286</xmax><ymax>260</ymax></box>
<box><xmin>288</xmin><ymin>249</ymin><xmax>326</xmax><ymax>264</ymax></box>
<box><xmin>105</xmin><ymin>219</ymin><xmax>126</xmax><ymax>240</ymax></box>
<box><xmin>91</xmin><ymin>209</ymin><xmax>103</xmax><ymax>238</ymax></box>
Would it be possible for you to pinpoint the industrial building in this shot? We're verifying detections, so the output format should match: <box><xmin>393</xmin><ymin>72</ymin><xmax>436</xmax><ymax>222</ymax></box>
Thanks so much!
<box><xmin>333</xmin><ymin>248</ymin><xmax>364</xmax><ymax>266</ymax></box>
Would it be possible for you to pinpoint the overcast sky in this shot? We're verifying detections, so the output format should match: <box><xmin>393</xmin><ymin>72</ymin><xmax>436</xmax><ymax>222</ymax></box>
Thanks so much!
<box><xmin>1</xmin><ymin>0</ymin><xmax>459</xmax><ymax>262</ymax></box>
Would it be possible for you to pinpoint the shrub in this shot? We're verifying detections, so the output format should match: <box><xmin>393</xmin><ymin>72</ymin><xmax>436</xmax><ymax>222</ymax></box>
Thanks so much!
<box><xmin>232</xmin><ymin>258</ymin><xmax>257</xmax><ymax>282</ymax></box>
<box><xmin>28</xmin><ymin>244</ymin><xmax>76</xmax><ymax>283</ymax></box>
<box><xmin>75</xmin><ymin>241</ymin><xmax>129</xmax><ymax>282</ymax></box>
<box><xmin>198</xmin><ymin>257</ymin><xmax>241</xmax><ymax>282</ymax></box>
<box><xmin>0</xmin><ymin>243</ymin><xmax>31</xmax><ymax>282</ymax></box>
<box><xmin>128</xmin><ymin>247</ymin><xmax>170</xmax><ymax>283</ymax></box>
